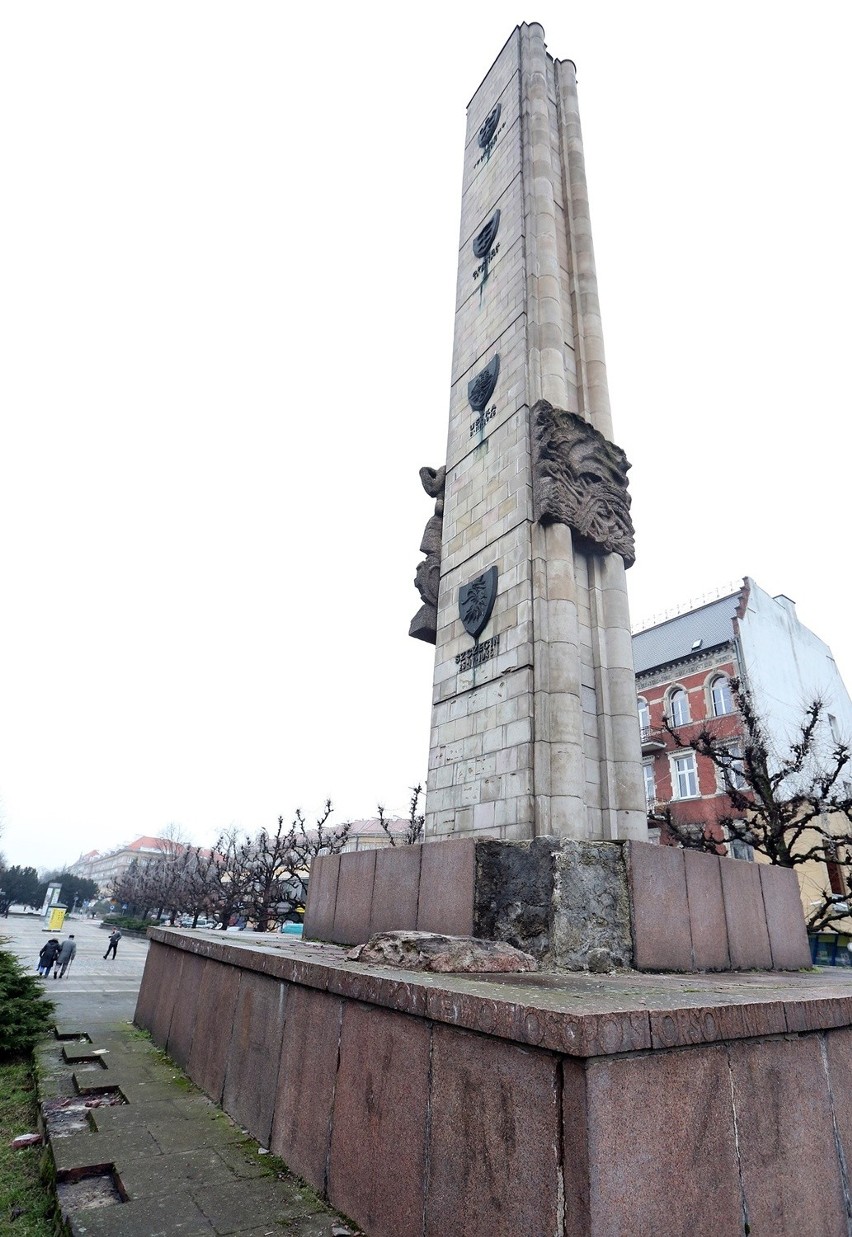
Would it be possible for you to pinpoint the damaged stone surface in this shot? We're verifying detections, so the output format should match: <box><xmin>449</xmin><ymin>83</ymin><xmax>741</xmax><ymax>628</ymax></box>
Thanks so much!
<box><xmin>347</xmin><ymin>931</ymin><xmax>537</xmax><ymax>973</ymax></box>
<box><xmin>473</xmin><ymin>836</ymin><xmax>558</xmax><ymax>957</ymax></box>
<box><xmin>551</xmin><ymin>840</ymin><xmax>633</xmax><ymax>971</ymax></box>
<box><xmin>471</xmin><ymin>836</ymin><xmax>632</xmax><ymax>971</ymax></box>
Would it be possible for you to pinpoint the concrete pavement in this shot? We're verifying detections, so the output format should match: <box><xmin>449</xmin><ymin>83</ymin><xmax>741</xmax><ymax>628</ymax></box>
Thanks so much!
<box><xmin>1</xmin><ymin>914</ymin><xmax>360</xmax><ymax>1236</ymax></box>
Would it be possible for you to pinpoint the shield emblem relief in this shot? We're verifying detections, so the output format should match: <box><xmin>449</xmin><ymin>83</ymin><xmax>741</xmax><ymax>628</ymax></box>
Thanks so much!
<box><xmin>459</xmin><ymin>566</ymin><xmax>498</xmax><ymax>641</ymax></box>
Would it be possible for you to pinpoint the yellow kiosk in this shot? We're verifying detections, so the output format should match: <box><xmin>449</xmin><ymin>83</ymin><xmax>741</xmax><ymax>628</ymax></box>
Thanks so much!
<box><xmin>46</xmin><ymin>904</ymin><xmax>67</xmax><ymax>931</ymax></box>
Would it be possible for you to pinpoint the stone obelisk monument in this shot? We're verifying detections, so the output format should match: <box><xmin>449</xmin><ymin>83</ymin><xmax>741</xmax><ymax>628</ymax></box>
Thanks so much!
<box><xmin>412</xmin><ymin>23</ymin><xmax>647</xmax><ymax>846</ymax></box>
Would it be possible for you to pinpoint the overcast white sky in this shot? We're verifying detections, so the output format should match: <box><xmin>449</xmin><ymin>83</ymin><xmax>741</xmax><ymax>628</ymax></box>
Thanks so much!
<box><xmin>1</xmin><ymin>3</ymin><xmax>850</xmax><ymax>869</ymax></box>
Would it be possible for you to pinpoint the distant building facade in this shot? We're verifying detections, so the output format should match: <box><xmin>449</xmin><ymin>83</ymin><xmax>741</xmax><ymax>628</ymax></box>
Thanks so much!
<box><xmin>67</xmin><ymin>821</ymin><xmax>413</xmax><ymax>894</ymax></box>
<box><xmin>633</xmin><ymin>578</ymin><xmax>852</xmax><ymax>923</ymax></box>
<box><xmin>67</xmin><ymin>836</ymin><xmax>183</xmax><ymax>895</ymax></box>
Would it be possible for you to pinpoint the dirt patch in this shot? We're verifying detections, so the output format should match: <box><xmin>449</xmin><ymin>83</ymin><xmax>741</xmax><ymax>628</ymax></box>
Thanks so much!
<box><xmin>43</xmin><ymin>1093</ymin><xmax>127</xmax><ymax>1138</ymax></box>
<box><xmin>56</xmin><ymin>1167</ymin><xmax>125</xmax><ymax>1211</ymax></box>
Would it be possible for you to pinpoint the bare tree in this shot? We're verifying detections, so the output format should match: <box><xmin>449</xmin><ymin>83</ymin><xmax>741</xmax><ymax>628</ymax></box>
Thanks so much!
<box><xmin>377</xmin><ymin>784</ymin><xmax>426</xmax><ymax>846</ymax></box>
<box><xmin>289</xmin><ymin>800</ymin><xmax>352</xmax><ymax>866</ymax></box>
<box><xmin>652</xmin><ymin>679</ymin><xmax>852</xmax><ymax>931</ymax></box>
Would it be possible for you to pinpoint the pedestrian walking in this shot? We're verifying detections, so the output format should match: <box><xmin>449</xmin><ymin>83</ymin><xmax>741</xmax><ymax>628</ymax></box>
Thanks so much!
<box><xmin>53</xmin><ymin>934</ymin><xmax>77</xmax><ymax>978</ymax></box>
<box><xmin>103</xmin><ymin>929</ymin><xmax>122</xmax><ymax>960</ymax></box>
<box><xmin>37</xmin><ymin>938</ymin><xmax>61</xmax><ymax>976</ymax></box>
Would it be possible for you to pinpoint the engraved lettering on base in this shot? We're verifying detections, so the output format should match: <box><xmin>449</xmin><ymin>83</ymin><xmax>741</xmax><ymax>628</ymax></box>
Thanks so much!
<box><xmin>531</xmin><ymin>399</ymin><xmax>635</xmax><ymax>567</ymax></box>
<box><xmin>455</xmin><ymin>634</ymin><xmax>500</xmax><ymax>673</ymax></box>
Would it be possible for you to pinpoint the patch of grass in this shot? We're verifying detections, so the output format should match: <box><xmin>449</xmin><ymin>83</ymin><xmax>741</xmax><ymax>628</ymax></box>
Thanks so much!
<box><xmin>0</xmin><ymin>1057</ymin><xmax>60</xmax><ymax>1236</ymax></box>
<box><xmin>0</xmin><ymin>942</ymin><xmax>55</xmax><ymax>1058</ymax></box>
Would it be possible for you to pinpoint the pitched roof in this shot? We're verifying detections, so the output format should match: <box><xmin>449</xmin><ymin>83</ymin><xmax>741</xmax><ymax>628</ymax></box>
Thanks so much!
<box><xmin>128</xmin><ymin>836</ymin><xmax>183</xmax><ymax>852</ymax></box>
<box><xmin>632</xmin><ymin>592</ymin><xmax>740</xmax><ymax>675</ymax></box>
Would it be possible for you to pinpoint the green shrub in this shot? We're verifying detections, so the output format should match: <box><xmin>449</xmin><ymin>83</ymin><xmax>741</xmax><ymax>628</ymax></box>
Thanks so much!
<box><xmin>0</xmin><ymin>943</ymin><xmax>54</xmax><ymax>1058</ymax></box>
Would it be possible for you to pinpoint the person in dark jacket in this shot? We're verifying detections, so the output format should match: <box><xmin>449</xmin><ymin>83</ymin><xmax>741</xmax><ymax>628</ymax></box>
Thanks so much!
<box><xmin>53</xmin><ymin>935</ymin><xmax>77</xmax><ymax>978</ymax></box>
<box><xmin>103</xmin><ymin>929</ymin><xmax>122</xmax><ymax>960</ymax></box>
<box><xmin>37</xmin><ymin>939</ymin><xmax>61</xmax><ymax>976</ymax></box>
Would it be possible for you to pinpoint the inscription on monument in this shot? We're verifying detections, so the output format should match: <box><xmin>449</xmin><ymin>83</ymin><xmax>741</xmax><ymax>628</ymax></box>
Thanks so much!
<box><xmin>531</xmin><ymin>399</ymin><xmax>635</xmax><ymax>567</ymax></box>
<box><xmin>470</xmin><ymin>404</ymin><xmax>497</xmax><ymax>437</ymax></box>
<box><xmin>473</xmin><ymin>245</ymin><xmax>500</xmax><ymax>281</ymax></box>
<box><xmin>455</xmin><ymin>633</ymin><xmax>500</xmax><ymax>673</ymax></box>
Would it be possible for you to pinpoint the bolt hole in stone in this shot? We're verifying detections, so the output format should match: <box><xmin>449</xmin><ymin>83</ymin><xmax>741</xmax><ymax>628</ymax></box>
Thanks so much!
<box><xmin>56</xmin><ymin>1165</ymin><xmax>127</xmax><ymax>1211</ymax></box>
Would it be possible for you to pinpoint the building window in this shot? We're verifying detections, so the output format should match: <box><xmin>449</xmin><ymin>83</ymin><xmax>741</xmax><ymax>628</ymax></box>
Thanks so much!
<box><xmin>825</xmin><ymin>839</ymin><xmax>846</xmax><ymax>896</ymax></box>
<box><xmin>710</xmin><ymin>675</ymin><xmax>733</xmax><ymax>717</ymax></box>
<box><xmin>718</xmin><ymin>743</ymin><xmax>746</xmax><ymax>791</ymax></box>
<box><xmin>672</xmin><ymin>752</ymin><xmax>698</xmax><ymax>799</ymax></box>
<box><xmin>668</xmin><ymin>687</ymin><xmax>690</xmax><ymax>728</ymax></box>
<box><xmin>642</xmin><ymin>761</ymin><xmax>656</xmax><ymax>808</ymax></box>
<box><xmin>638</xmin><ymin>697</ymin><xmax>650</xmax><ymax>732</ymax></box>
<box><xmin>728</xmin><ymin>836</ymin><xmax>754</xmax><ymax>861</ymax></box>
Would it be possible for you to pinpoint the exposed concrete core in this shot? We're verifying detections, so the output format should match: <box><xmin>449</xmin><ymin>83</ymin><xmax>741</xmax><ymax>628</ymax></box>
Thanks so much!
<box><xmin>551</xmin><ymin>840</ymin><xmax>633</xmax><ymax>970</ymax></box>
<box><xmin>473</xmin><ymin>837</ymin><xmax>632</xmax><ymax>970</ymax></box>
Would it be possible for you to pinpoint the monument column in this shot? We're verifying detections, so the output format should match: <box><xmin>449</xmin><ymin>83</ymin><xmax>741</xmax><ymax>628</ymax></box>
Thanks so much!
<box><xmin>413</xmin><ymin>23</ymin><xmax>646</xmax><ymax>844</ymax></box>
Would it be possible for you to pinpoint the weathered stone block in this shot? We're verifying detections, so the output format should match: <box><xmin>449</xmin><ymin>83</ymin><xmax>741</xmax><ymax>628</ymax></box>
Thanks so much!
<box><xmin>729</xmin><ymin>1035</ymin><xmax>848</xmax><ymax>1232</ymax></box>
<box><xmin>760</xmin><ymin>863</ymin><xmax>811</xmax><ymax>970</ymax></box>
<box><xmin>473</xmin><ymin>835</ymin><xmax>557</xmax><ymax>955</ymax></box>
<box><xmin>186</xmin><ymin>959</ymin><xmax>241</xmax><ymax>1104</ymax></box>
<box><xmin>628</xmin><ymin>841</ymin><xmax>692</xmax><ymax>971</ymax></box>
<box><xmin>222</xmin><ymin>971</ymin><xmax>288</xmax><ymax>1148</ymax></box>
<box><xmin>416</xmin><ymin>838</ymin><xmax>475</xmax><ymax>936</ymax></box>
<box><xmin>720</xmin><ymin>858</ymin><xmax>772</xmax><ymax>969</ymax></box>
<box><xmin>327</xmin><ymin>1004</ymin><xmax>430</xmax><ymax>1237</ymax></box>
<box><xmin>330</xmin><ymin>848</ymin><xmax>376</xmax><ymax>946</ymax></box>
<box><xmin>425</xmin><ymin>1024</ymin><xmax>561</xmax><ymax>1235</ymax></box>
<box><xmin>552</xmin><ymin>839</ymin><xmax>632</xmax><ymax>970</ymax></box>
<box><xmin>369</xmin><ymin>843</ymin><xmax>422</xmax><ymax>935</ymax></box>
<box><xmin>684</xmin><ymin>849</ymin><xmax>730</xmax><ymax>970</ymax></box>
<box><xmin>302</xmin><ymin>852</ymin><xmax>340</xmax><ymax>942</ymax></box>
<box><xmin>165</xmin><ymin>949</ymin><xmax>205</xmax><ymax>1069</ymax></box>
<box><xmin>569</xmin><ymin>1044</ymin><xmax>742</xmax><ymax>1237</ymax></box>
<box><xmin>270</xmin><ymin>987</ymin><xmax>343</xmax><ymax>1192</ymax></box>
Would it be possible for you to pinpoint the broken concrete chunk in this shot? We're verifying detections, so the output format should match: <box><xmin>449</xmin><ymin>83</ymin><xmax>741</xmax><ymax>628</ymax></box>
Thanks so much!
<box><xmin>347</xmin><ymin>931</ymin><xmax>537</xmax><ymax>973</ymax></box>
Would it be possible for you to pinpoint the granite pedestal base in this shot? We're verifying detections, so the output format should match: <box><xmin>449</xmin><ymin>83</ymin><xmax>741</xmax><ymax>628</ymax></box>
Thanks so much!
<box><xmin>304</xmin><ymin>838</ymin><xmax>811</xmax><ymax>972</ymax></box>
<box><xmin>137</xmin><ymin>929</ymin><xmax>852</xmax><ymax>1237</ymax></box>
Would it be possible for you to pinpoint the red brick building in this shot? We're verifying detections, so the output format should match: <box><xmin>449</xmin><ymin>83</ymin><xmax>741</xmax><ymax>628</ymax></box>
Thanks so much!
<box><xmin>633</xmin><ymin>579</ymin><xmax>852</xmax><ymax>883</ymax></box>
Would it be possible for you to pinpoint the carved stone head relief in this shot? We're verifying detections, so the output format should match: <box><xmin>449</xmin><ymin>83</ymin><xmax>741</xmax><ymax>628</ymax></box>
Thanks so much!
<box><xmin>531</xmin><ymin>400</ymin><xmax>635</xmax><ymax>567</ymax></box>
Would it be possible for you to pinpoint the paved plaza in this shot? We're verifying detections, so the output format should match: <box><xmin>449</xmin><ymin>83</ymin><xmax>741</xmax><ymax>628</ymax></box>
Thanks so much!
<box><xmin>2</xmin><ymin>911</ymin><xmax>150</xmax><ymax>1023</ymax></box>
<box><xmin>1</xmin><ymin>913</ymin><xmax>358</xmax><ymax>1236</ymax></box>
